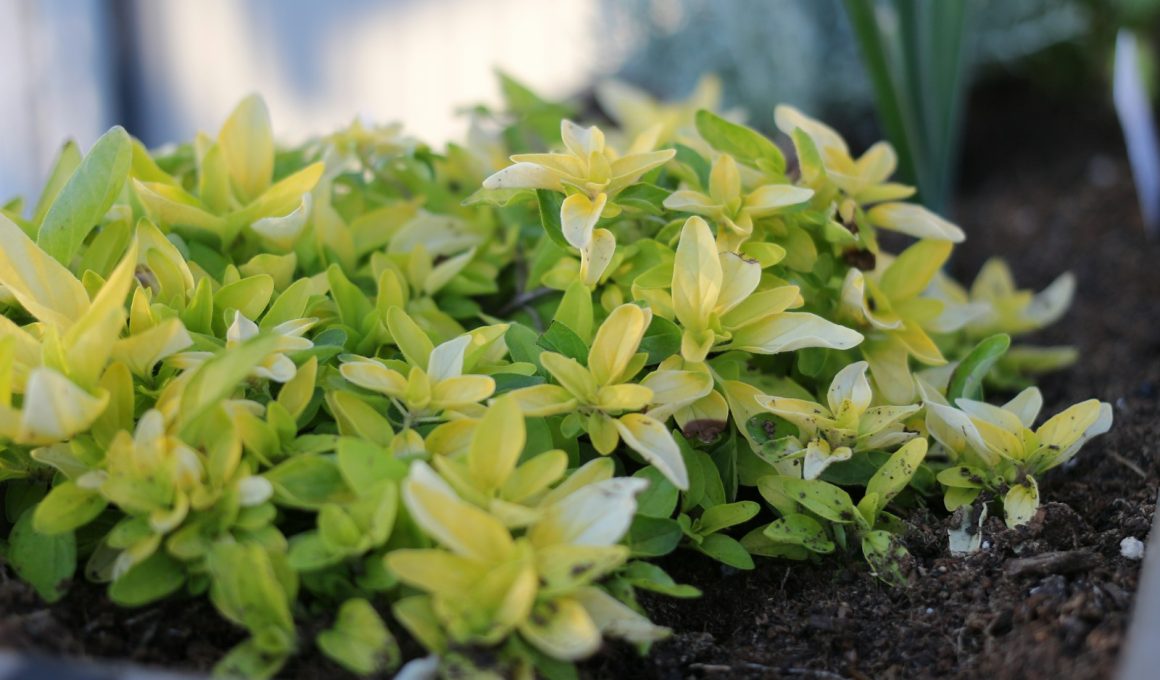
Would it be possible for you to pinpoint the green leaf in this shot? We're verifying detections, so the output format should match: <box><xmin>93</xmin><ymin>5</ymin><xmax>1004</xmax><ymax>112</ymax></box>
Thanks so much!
<box><xmin>626</xmin><ymin>515</ymin><xmax>683</xmax><ymax>557</ymax></box>
<box><xmin>493</xmin><ymin>373</ymin><xmax>546</xmax><ymax>394</ymax></box>
<box><xmin>264</xmin><ymin>454</ymin><xmax>351</xmax><ymax>510</ymax></box>
<box><xmin>536</xmin><ymin>189</ymin><xmax>570</xmax><ymax>249</ymax></box>
<box><xmin>537</xmin><ymin>321</ymin><xmax>589</xmax><ymax>364</ymax></box>
<box><xmin>109</xmin><ymin>551</ymin><xmax>186</xmax><ymax>606</ymax></box>
<box><xmin>865</xmin><ymin>438</ymin><xmax>927</xmax><ymax>516</ymax></box>
<box><xmin>758</xmin><ymin>475</ymin><xmax>864</xmax><ymax>527</ymax></box>
<box><xmin>790</xmin><ymin>128</ymin><xmax>826</xmax><ymax>184</ymax></box>
<box><xmin>553</xmin><ymin>279</ymin><xmax>594</xmax><ymax>342</ymax></box>
<box><xmin>861</xmin><ymin>529</ymin><xmax>912</xmax><ymax>586</ymax></box>
<box><xmin>696</xmin><ymin>501</ymin><xmax>760</xmax><ymax>535</ymax></box>
<box><xmin>819</xmin><ymin>451</ymin><xmax>887</xmax><ymax>486</ymax></box>
<box><xmin>947</xmin><ymin>334</ymin><xmax>1011</xmax><ymax>402</ymax></box>
<box><xmin>215</xmin><ymin>275</ymin><xmax>275</xmax><ymax>323</ymax></box>
<box><xmin>619</xmin><ymin>561</ymin><xmax>701</xmax><ymax>598</ymax></box>
<box><xmin>38</xmin><ymin>126</ymin><xmax>132</xmax><ymax>264</ymax></box>
<box><xmin>337</xmin><ymin>438</ymin><xmax>406</xmax><ymax>496</ymax></box>
<box><xmin>32</xmin><ymin>481</ymin><xmax>107</xmax><ymax>534</ymax></box>
<box><xmin>762</xmin><ymin>514</ymin><xmax>836</xmax><ymax>554</ymax></box>
<box><xmin>694</xmin><ymin>109</ymin><xmax>785</xmax><ymax>174</ymax></box>
<box><xmin>287</xmin><ymin>532</ymin><xmax>343</xmax><ymax>572</ymax></box>
<box><xmin>740</xmin><ymin>526</ymin><xmax>810</xmax><ymax>560</ymax></box>
<box><xmin>179</xmin><ymin>333</ymin><xmax>282</xmax><ymax>437</ymax></box>
<box><xmin>685</xmin><ymin>448</ymin><xmax>727</xmax><ymax>512</ymax></box>
<box><xmin>319</xmin><ymin>504</ymin><xmax>363</xmax><ymax>552</ymax></box>
<box><xmin>674</xmin><ymin>144</ymin><xmax>711</xmax><ymax>187</ymax></box>
<box><xmin>935</xmin><ymin>465</ymin><xmax>988</xmax><ymax>489</ymax></box>
<box><xmin>328</xmin><ymin>264</ymin><xmax>374</xmax><ymax>335</ymax></box>
<box><xmin>214</xmin><ymin>638</ymin><xmax>290</xmax><ymax>680</ymax></box>
<box><xmin>261</xmin><ymin>277</ymin><xmax>315</xmax><ymax>330</ymax></box>
<box><xmin>616</xmin><ymin>183</ymin><xmax>671</xmax><ymax>215</ymax></box>
<box><xmin>206</xmin><ymin>542</ymin><xmax>296</xmax><ymax>652</ymax></box>
<box><xmin>695</xmin><ymin>533</ymin><xmax>754</xmax><ymax>569</ymax></box>
<box><xmin>4</xmin><ymin>480</ymin><xmax>45</xmax><ymax>523</ymax></box>
<box><xmin>939</xmin><ymin>487</ymin><xmax>977</xmax><ymax>514</ymax></box>
<box><xmin>8</xmin><ymin>508</ymin><xmax>76</xmax><ymax>602</ymax></box>
<box><xmin>505</xmin><ymin>323</ymin><xmax>544</xmax><ymax>370</ymax></box>
<box><xmin>317</xmin><ymin>598</ymin><xmax>400</xmax><ymax>675</ymax></box>
<box><xmin>32</xmin><ymin>141</ymin><xmax>83</xmax><ymax>227</ymax></box>
<box><xmin>633</xmin><ymin>466</ymin><xmax>679</xmax><ymax>518</ymax></box>
<box><xmin>638</xmin><ymin>315</ymin><xmax>682</xmax><ymax>366</ymax></box>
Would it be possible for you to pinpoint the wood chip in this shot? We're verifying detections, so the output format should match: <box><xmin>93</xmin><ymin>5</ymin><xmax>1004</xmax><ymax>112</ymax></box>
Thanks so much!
<box><xmin>1005</xmin><ymin>550</ymin><xmax>1100</xmax><ymax>577</ymax></box>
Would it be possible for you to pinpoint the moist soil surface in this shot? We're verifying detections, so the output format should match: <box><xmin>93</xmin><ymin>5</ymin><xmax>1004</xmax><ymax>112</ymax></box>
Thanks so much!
<box><xmin>1</xmin><ymin>84</ymin><xmax>1157</xmax><ymax>679</ymax></box>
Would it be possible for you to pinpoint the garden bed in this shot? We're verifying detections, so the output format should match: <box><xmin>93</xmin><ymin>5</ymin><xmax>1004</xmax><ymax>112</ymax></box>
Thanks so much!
<box><xmin>0</xmin><ymin>85</ymin><xmax>1156</xmax><ymax>680</ymax></box>
<box><xmin>584</xmin><ymin>85</ymin><xmax>1160</xmax><ymax>680</ymax></box>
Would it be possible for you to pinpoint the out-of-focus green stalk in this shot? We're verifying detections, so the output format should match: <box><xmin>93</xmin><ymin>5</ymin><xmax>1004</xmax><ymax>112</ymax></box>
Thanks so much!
<box><xmin>842</xmin><ymin>0</ymin><xmax>971</xmax><ymax>215</ymax></box>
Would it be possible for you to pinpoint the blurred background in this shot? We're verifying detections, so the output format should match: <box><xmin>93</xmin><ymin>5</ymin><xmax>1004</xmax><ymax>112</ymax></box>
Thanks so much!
<box><xmin>0</xmin><ymin>0</ymin><xmax>1157</xmax><ymax>228</ymax></box>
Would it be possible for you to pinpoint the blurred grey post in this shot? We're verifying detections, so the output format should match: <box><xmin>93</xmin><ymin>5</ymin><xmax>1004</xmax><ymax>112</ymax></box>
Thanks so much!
<box><xmin>1113</xmin><ymin>29</ymin><xmax>1160</xmax><ymax>237</ymax></box>
<box><xmin>1117</xmin><ymin>491</ymin><xmax>1160</xmax><ymax>680</ymax></box>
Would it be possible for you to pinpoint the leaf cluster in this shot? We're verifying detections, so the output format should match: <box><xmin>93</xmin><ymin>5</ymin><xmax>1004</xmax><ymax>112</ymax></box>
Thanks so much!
<box><xmin>0</xmin><ymin>76</ymin><xmax>1111</xmax><ymax>678</ymax></box>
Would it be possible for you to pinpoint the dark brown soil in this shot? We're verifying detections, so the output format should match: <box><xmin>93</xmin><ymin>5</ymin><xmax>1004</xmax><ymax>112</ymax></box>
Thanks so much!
<box><xmin>1</xmin><ymin>83</ymin><xmax>1157</xmax><ymax>680</ymax></box>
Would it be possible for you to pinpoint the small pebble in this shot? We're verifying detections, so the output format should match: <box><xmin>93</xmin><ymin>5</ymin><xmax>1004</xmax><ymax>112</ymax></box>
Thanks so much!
<box><xmin>1121</xmin><ymin>537</ymin><xmax>1145</xmax><ymax>560</ymax></box>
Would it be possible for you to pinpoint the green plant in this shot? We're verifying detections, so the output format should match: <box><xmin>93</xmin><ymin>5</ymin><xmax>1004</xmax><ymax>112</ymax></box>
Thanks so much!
<box><xmin>842</xmin><ymin>0</ymin><xmax>972</xmax><ymax>214</ymax></box>
<box><xmin>0</xmin><ymin>77</ymin><xmax>1112</xmax><ymax>679</ymax></box>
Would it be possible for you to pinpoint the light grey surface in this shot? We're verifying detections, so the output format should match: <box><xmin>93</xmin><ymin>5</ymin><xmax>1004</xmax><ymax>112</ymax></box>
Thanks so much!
<box><xmin>0</xmin><ymin>651</ymin><xmax>203</xmax><ymax>679</ymax></box>
<box><xmin>1116</xmin><ymin>490</ymin><xmax>1160</xmax><ymax>680</ymax></box>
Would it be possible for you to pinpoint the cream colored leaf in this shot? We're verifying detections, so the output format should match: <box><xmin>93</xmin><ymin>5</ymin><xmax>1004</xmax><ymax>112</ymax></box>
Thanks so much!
<box><xmin>20</xmin><ymin>367</ymin><xmax>109</xmax><ymax>444</ymax></box>
<box><xmin>725</xmin><ymin>312</ymin><xmax>863</xmax><ymax>355</ymax></box>
<box><xmin>540</xmin><ymin>352</ymin><xmax>598</xmax><ymax>403</ymax></box>
<box><xmin>580</xmin><ymin>227</ymin><xmax>616</xmax><ymax>286</ymax></box>
<box><xmin>589</xmin><ymin>303</ymin><xmax>650</xmax><ymax>386</ymax></box>
<box><xmin>430</xmin><ymin>375</ymin><xmax>496</xmax><ymax>410</ymax></box>
<box><xmin>340</xmin><ymin>360</ymin><xmax>408</xmax><ymax>397</ymax></box>
<box><xmin>561</xmin><ymin>192</ymin><xmax>607</xmax><ymax>250</ymax></box>
<box><xmin>529</xmin><ymin>477</ymin><xmax>648</xmax><ymax>547</ymax></box>
<box><xmin>574</xmin><ymin>586</ymin><xmax>670</xmax><ymax>643</ymax></box>
<box><xmin>426</xmin><ymin>335</ymin><xmax>470</xmax><ymax>383</ymax></box>
<box><xmin>615</xmin><ymin>414</ymin><xmax>688</xmax><ymax>490</ymax></box>
<box><xmin>867</xmin><ymin>203</ymin><xmax>965</xmax><ymax>242</ymax></box>
<box><xmin>217</xmin><ymin>94</ymin><xmax>274</xmax><ymax>203</ymax></box>
<box><xmin>0</xmin><ymin>214</ymin><xmax>89</xmax><ymax>329</ymax></box>
<box><xmin>826</xmin><ymin>360</ymin><xmax>872</xmax><ymax>417</ymax></box>
<box><xmin>519</xmin><ymin>597</ymin><xmax>601</xmax><ymax>661</ymax></box>
<box><xmin>468</xmin><ymin>396</ymin><xmax>525</xmax><ymax>491</ymax></box>
<box><xmin>1003</xmin><ymin>479</ymin><xmax>1039</xmax><ymax>528</ymax></box>
<box><xmin>672</xmin><ymin>216</ymin><xmax>722</xmax><ymax>332</ymax></box>
<box><xmin>402</xmin><ymin>462</ymin><xmax>513</xmax><ymax>562</ymax></box>
<box><xmin>507</xmin><ymin>384</ymin><xmax>578</xmax><ymax>417</ymax></box>
<box><xmin>744</xmin><ymin>184</ymin><xmax>814</xmax><ymax>216</ymax></box>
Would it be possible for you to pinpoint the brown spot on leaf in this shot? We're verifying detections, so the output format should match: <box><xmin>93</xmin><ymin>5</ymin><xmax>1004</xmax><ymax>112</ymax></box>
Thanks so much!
<box><xmin>842</xmin><ymin>248</ymin><xmax>877</xmax><ymax>271</ymax></box>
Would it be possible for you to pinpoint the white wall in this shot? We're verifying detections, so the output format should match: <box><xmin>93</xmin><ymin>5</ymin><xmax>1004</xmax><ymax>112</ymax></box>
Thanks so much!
<box><xmin>0</xmin><ymin>0</ymin><xmax>605</xmax><ymax>206</ymax></box>
<box><xmin>133</xmin><ymin>0</ymin><xmax>602</xmax><ymax>147</ymax></box>
<box><xmin>0</xmin><ymin>0</ymin><xmax>114</xmax><ymax>204</ymax></box>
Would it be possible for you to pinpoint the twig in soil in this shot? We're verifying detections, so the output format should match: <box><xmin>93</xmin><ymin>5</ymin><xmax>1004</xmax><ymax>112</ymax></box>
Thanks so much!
<box><xmin>495</xmin><ymin>286</ymin><xmax>554</xmax><ymax>317</ymax></box>
<box><xmin>1109</xmin><ymin>450</ymin><xmax>1148</xmax><ymax>479</ymax></box>
<box><xmin>1005</xmin><ymin>550</ymin><xmax>1100</xmax><ymax>577</ymax></box>
<box><xmin>782</xmin><ymin>668</ymin><xmax>848</xmax><ymax>679</ymax></box>
<box><xmin>689</xmin><ymin>663</ymin><xmax>733</xmax><ymax>673</ymax></box>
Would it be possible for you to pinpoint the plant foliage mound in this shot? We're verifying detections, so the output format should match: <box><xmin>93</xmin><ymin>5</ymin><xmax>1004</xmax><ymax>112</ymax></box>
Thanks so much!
<box><xmin>0</xmin><ymin>77</ymin><xmax>1112</xmax><ymax>678</ymax></box>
